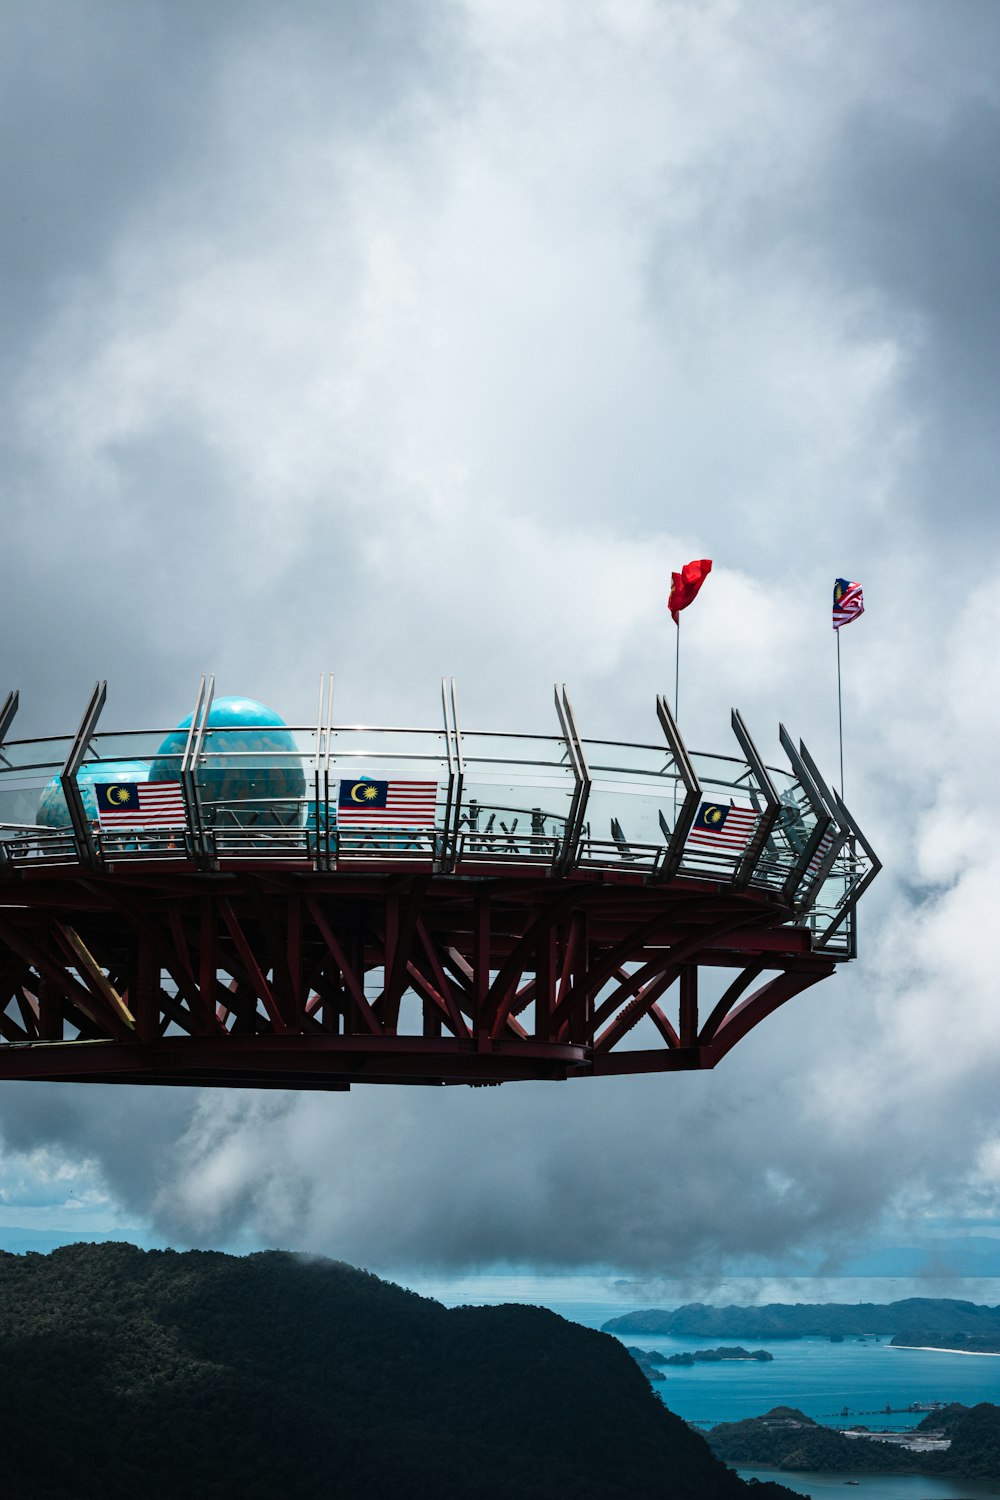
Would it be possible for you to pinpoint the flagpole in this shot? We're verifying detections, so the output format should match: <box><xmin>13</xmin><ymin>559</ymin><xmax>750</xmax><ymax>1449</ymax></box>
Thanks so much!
<box><xmin>674</xmin><ymin>616</ymin><xmax>680</xmax><ymax>722</ymax></box>
<box><xmin>836</xmin><ymin>627</ymin><xmax>844</xmax><ymax>796</ymax></box>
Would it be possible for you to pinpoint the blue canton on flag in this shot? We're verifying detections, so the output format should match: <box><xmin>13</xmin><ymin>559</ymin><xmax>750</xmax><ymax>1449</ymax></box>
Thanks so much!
<box><xmin>686</xmin><ymin>801</ymin><xmax>758</xmax><ymax>854</ymax></box>
<box><xmin>833</xmin><ymin>578</ymin><xmax>864</xmax><ymax>630</ymax></box>
<box><xmin>337</xmin><ymin>779</ymin><xmax>437</xmax><ymax>828</ymax></box>
<box><xmin>95</xmin><ymin>781</ymin><xmax>186</xmax><ymax>826</ymax></box>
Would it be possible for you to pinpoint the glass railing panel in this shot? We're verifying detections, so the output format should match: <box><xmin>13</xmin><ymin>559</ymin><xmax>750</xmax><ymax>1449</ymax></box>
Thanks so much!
<box><xmin>679</xmin><ymin>755</ymin><xmax>769</xmax><ymax>882</ymax></box>
<box><xmin>326</xmin><ymin>726</ymin><xmax>449</xmax><ymax>770</ymax></box>
<box><xmin>176</xmin><ymin>724</ymin><xmax>310</xmax><ymax>828</ymax></box>
<box><xmin>580</xmin><ymin>739</ymin><xmax>685</xmax><ymax>868</ymax></box>
<box><xmin>0</xmin><ymin>727</ymin><xmax>864</xmax><ymax>907</ymax></box>
<box><xmin>802</xmin><ymin>835</ymin><xmax>869</xmax><ymax>954</ymax></box>
<box><xmin>0</xmin><ymin>737</ymin><xmax>80</xmax><ymax>831</ymax></box>
<box><xmin>455</xmin><ymin>732</ymin><xmax>576</xmax><ymax>864</ymax></box>
<box><xmin>84</xmin><ymin>729</ymin><xmax>182</xmax><ymax>762</ymax></box>
<box><xmin>0</xmin><ymin>735</ymin><xmax>74</xmax><ymax>772</ymax></box>
<box><xmin>324</xmin><ymin>729</ymin><xmax>450</xmax><ymax>851</ymax></box>
<box><xmin>462</xmin><ymin>729</ymin><xmax>569</xmax><ymax>769</ymax></box>
<box><xmin>0</xmin><ymin>768</ymin><xmax>70</xmax><ymax>829</ymax></box>
<box><xmin>687</xmin><ymin>750</ymin><xmax>759</xmax><ymax>791</ymax></box>
<box><xmin>579</xmin><ymin>739</ymin><xmax>676</xmax><ymax>777</ymax></box>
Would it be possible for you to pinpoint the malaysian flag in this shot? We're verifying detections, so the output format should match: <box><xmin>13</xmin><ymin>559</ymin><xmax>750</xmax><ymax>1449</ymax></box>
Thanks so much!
<box><xmin>805</xmin><ymin>826</ymin><xmax>837</xmax><ymax>880</ymax></box>
<box><xmin>336</xmin><ymin>779</ymin><xmax>437</xmax><ymax>828</ymax></box>
<box><xmin>95</xmin><ymin>781</ymin><xmax>186</xmax><ymax>827</ymax></box>
<box><xmin>686</xmin><ymin>800</ymin><xmax>758</xmax><ymax>854</ymax></box>
<box><xmin>833</xmin><ymin>578</ymin><xmax>864</xmax><ymax>630</ymax></box>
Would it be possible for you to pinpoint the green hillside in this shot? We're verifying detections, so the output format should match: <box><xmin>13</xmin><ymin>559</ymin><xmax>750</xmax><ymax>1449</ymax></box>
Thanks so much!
<box><xmin>0</xmin><ymin>1243</ymin><xmax>797</xmax><ymax>1500</ymax></box>
<box><xmin>708</xmin><ymin>1403</ymin><xmax>1000</xmax><ymax>1482</ymax></box>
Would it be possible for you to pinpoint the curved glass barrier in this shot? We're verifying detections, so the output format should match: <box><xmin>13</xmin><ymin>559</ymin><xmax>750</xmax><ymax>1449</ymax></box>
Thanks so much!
<box><xmin>0</xmin><ymin>715</ymin><xmax>874</xmax><ymax>957</ymax></box>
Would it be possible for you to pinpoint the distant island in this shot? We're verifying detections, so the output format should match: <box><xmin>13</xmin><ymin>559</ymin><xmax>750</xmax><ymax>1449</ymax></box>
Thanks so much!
<box><xmin>706</xmin><ymin>1402</ymin><xmax>1000</xmax><ymax>1482</ymax></box>
<box><xmin>664</xmin><ymin>1346</ymin><xmax>774</xmax><ymax>1365</ymax></box>
<box><xmin>0</xmin><ymin>1243</ymin><xmax>801</xmax><ymax>1500</ymax></box>
<box><xmin>603</xmin><ymin>1297</ymin><xmax>1000</xmax><ymax>1344</ymax></box>
<box><xmin>626</xmin><ymin>1345</ymin><xmax>773</xmax><ymax>1382</ymax></box>
<box><xmin>630</xmin><ymin>1345</ymin><xmax>773</xmax><ymax>1367</ymax></box>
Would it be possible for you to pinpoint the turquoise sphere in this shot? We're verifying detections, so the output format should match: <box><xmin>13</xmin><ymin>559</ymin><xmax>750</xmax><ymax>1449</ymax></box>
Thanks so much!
<box><xmin>149</xmin><ymin>696</ymin><xmax>306</xmax><ymax>815</ymax></box>
<box><xmin>36</xmin><ymin>761</ymin><xmax>151</xmax><ymax>827</ymax></box>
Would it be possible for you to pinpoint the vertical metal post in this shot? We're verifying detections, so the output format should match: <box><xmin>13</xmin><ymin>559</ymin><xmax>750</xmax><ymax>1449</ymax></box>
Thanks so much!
<box><xmin>777</xmin><ymin>723</ymin><xmax>834</xmax><ymax>907</ymax></box>
<box><xmin>442</xmin><ymin>677</ymin><xmax>463</xmax><ymax>873</ymax></box>
<box><xmin>729</xmin><ymin>708</ymin><xmax>781</xmax><ymax>889</ymax></box>
<box><xmin>60</xmin><ymin>681</ymin><xmax>107</xmax><ymax>868</ymax></box>
<box><xmin>0</xmin><ymin>691</ymin><xmax>18</xmax><ymax>870</ymax></box>
<box><xmin>795</xmin><ymin>737</ymin><xmax>850</xmax><ymax>909</ymax></box>
<box><xmin>313</xmin><ymin>672</ymin><xmax>334</xmax><ymax>871</ymax></box>
<box><xmin>674</xmin><ymin>617</ymin><xmax>680</xmax><ymax>722</ymax></box>
<box><xmin>836</xmin><ymin>628</ymin><xmax>844</xmax><ymax>796</ymax></box>
<box><xmin>313</xmin><ymin>674</ymin><xmax>325</xmax><ymax>873</ymax></box>
<box><xmin>0</xmin><ymin>690</ymin><xmax>19</xmax><ymax>748</ymax></box>
<box><xmin>554</xmin><ymin>684</ymin><xmax>590</xmax><ymax>873</ymax></box>
<box><xmin>184</xmin><ymin>674</ymin><xmax>214</xmax><ymax>864</ymax></box>
<box><xmin>323</xmin><ymin>673</ymin><xmax>335</xmax><ymax>869</ymax></box>
<box><xmin>180</xmin><ymin>678</ymin><xmax>206</xmax><ymax>858</ymax></box>
<box><xmin>440</xmin><ymin>676</ymin><xmax>456</xmax><ymax>873</ymax></box>
<box><xmin>655</xmin><ymin>694</ymin><xmax>702</xmax><ymax>881</ymax></box>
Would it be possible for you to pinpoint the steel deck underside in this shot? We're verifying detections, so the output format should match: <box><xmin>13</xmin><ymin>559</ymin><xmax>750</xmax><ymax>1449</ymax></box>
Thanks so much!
<box><xmin>0</xmin><ymin>867</ymin><xmax>834</xmax><ymax>1089</ymax></box>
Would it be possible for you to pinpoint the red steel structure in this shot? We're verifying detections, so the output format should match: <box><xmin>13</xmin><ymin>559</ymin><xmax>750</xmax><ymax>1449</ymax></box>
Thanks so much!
<box><xmin>0</xmin><ymin>680</ymin><xmax>879</xmax><ymax>1090</ymax></box>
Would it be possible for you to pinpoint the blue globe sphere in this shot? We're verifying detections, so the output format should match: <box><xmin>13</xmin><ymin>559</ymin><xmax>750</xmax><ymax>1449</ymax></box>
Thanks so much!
<box><xmin>149</xmin><ymin>696</ymin><xmax>306</xmax><ymax>819</ymax></box>
<box><xmin>36</xmin><ymin>761</ymin><xmax>151</xmax><ymax>827</ymax></box>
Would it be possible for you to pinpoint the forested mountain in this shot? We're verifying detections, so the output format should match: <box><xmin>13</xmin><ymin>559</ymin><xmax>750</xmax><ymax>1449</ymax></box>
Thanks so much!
<box><xmin>604</xmin><ymin>1298</ymin><xmax>1000</xmax><ymax>1341</ymax></box>
<box><xmin>0</xmin><ymin>1243</ymin><xmax>797</xmax><ymax>1500</ymax></box>
<box><xmin>707</xmin><ymin>1404</ymin><xmax>1000</xmax><ymax>1481</ymax></box>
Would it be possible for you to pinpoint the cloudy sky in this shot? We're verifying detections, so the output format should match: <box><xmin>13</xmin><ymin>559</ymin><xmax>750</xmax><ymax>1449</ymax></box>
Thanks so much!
<box><xmin>2</xmin><ymin>0</ymin><xmax>999</xmax><ymax>1294</ymax></box>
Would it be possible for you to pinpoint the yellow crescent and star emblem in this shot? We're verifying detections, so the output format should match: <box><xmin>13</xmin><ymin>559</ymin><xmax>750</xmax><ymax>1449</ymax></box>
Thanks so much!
<box><xmin>107</xmin><ymin>785</ymin><xmax>132</xmax><ymax>806</ymax></box>
<box><xmin>704</xmin><ymin>805</ymin><xmax>723</xmax><ymax>826</ymax></box>
<box><xmin>350</xmin><ymin>782</ymin><xmax>380</xmax><ymax>803</ymax></box>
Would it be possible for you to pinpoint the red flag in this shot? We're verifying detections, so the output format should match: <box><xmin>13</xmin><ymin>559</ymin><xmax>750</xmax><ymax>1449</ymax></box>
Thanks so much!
<box><xmin>668</xmin><ymin>558</ymin><xmax>712</xmax><ymax>624</ymax></box>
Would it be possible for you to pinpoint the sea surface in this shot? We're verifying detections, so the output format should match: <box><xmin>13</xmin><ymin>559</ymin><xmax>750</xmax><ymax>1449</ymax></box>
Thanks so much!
<box><xmin>610</xmin><ymin>1332</ymin><xmax>1000</xmax><ymax>1432</ymax></box>
<box><xmin>733</xmin><ymin>1467</ymin><xmax>1000</xmax><ymax>1499</ymax></box>
<box><xmin>407</xmin><ymin>1275</ymin><xmax>1000</xmax><ymax>1432</ymax></box>
<box><xmin>403</xmin><ymin>1275</ymin><xmax>1000</xmax><ymax>1497</ymax></box>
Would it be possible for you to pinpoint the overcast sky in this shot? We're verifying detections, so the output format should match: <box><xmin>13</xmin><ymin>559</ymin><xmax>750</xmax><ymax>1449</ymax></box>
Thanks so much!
<box><xmin>2</xmin><ymin>0</ymin><xmax>999</xmax><ymax>1291</ymax></box>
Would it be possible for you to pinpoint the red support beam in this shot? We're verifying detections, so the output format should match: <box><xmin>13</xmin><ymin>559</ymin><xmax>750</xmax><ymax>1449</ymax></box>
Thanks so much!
<box><xmin>704</xmin><ymin>966</ymin><xmax>834</xmax><ymax>1066</ymax></box>
<box><xmin>679</xmin><ymin>965</ymin><xmax>698</xmax><ymax>1047</ymax></box>
<box><xmin>218</xmin><ymin>898</ymin><xmax>289</xmax><ymax>1034</ymax></box>
<box><xmin>0</xmin><ymin>868</ymin><xmax>847</xmax><ymax>1089</ymax></box>
<box><xmin>305</xmin><ymin>897</ymin><xmax>382</xmax><ymax>1037</ymax></box>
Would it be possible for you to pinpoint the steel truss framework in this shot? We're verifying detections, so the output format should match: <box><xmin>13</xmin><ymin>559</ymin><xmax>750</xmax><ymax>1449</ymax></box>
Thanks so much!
<box><xmin>0</xmin><ymin>680</ymin><xmax>878</xmax><ymax>1089</ymax></box>
<box><xmin>0</xmin><ymin>869</ymin><xmax>835</xmax><ymax>1088</ymax></box>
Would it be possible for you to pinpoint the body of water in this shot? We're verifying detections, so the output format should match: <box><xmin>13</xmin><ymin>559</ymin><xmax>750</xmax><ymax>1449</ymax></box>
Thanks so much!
<box><xmin>609</xmin><ymin>1331</ymin><xmax>1000</xmax><ymax>1431</ymax></box>
<box><xmin>734</xmin><ymin>1465</ymin><xmax>1000</xmax><ymax>1498</ymax></box>
<box><xmin>407</xmin><ymin>1278</ymin><xmax>1000</xmax><ymax>1495</ymax></box>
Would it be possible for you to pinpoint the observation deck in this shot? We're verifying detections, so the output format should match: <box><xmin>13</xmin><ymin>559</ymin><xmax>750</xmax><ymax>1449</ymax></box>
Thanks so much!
<box><xmin>0</xmin><ymin>679</ymin><xmax>879</xmax><ymax>1090</ymax></box>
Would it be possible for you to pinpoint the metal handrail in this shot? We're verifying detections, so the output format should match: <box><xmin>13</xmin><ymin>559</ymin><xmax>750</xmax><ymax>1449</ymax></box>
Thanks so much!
<box><xmin>0</xmin><ymin>682</ymin><xmax>877</xmax><ymax>958</ymax></box>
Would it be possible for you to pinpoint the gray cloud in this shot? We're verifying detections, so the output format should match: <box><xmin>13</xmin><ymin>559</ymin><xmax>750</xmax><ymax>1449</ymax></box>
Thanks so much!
<box><xmin>1</xmin><ymin>0</ymin><xmax>999</xmax><ymax>1277</ymax></box>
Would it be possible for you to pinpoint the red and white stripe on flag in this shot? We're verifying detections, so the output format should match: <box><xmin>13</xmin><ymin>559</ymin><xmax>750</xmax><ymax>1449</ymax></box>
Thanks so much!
<box><xmin>832</xmin><ymin>579</ymin><xmax>864</xmax><ymax>630</ymax></box>
<box><xmin>806</xmin><ymin>827</ymin><xmax>836</xmax><ymax>879</ymax></box>
<box><xmin>96</xmin><ymin>781</ymin><xmax>186</xmax><ymax>827</ymax></box>
<box><xmin>686</xmin><ymin>801</ymin><xmax>758</xmax><ymax>855</ymax></box>
<box><xmin>337</xmin><ymin>781</ymin><xmax>438</xmax><ymax>828</ymax></box>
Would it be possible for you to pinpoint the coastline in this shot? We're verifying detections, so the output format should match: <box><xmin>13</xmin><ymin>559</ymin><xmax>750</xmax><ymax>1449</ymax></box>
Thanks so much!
<box><xmin>891</xmin><ymin>1346</ymin><xmax>1000</xmax><ymax>1357</ymax></box>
